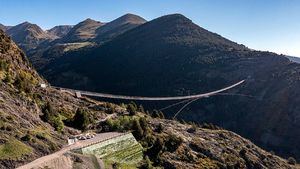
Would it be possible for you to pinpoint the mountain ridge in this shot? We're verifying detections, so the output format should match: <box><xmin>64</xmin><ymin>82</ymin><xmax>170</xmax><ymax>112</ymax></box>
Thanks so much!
<box><xmin>47</xmin><ymin>25</ymin><xmax>73</xmax><ymax>38</ymax></box>
<box><xmin>0</xmin><ymin>30</ymin><xmax>298</xmax><ymax>169</ymax></box>
<box><xmin>6</xmin><ymin>22</ymin><xmax>55</xmax><ymax>51</ymax></box>
<box><xmin>59</xmin><ymin>18</ymin><xmax>104</xmax><ymax>43</ymax></box>
<box><xmin>0</xmin><ymin>24</ymin><xmax>10</xmax><ymax>32</ymax></box>
<box><xmin>38</xmin><ymin>13</ymin><xmax>300</xmax><ymax>161</ymax></box>
<box><xmin>95</xmin><ymin>13</ymin><xmax>146</xmax><ymax>43</ymax></box>
<box><xmin>0</xmin><ymin>18</ymin><xmax>299</xmax><ymax>168</ymax></box>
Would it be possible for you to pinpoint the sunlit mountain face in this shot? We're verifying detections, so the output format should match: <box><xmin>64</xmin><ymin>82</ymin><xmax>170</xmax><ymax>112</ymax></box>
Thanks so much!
<box><xmin>9</xmin><ymin>13</ymin><xmax>298</xmax><ymax>161</ymax></box>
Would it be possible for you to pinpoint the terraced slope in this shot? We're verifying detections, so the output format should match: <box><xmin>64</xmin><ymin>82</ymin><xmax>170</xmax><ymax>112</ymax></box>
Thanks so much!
<box><xmin>75</xmin><ymin>133</ymin><xmax>143</xmax><ymax>165</ymax></box>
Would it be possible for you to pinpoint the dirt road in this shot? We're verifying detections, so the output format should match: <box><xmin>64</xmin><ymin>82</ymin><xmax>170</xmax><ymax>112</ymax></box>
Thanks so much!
<box><xmin>17</xmin><ymin>132</ymin><xmax>123</xmax><ymax>169</ymax></box>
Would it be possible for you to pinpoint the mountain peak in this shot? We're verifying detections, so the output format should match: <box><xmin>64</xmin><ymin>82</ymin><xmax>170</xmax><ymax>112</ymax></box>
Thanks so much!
<box><xmin>47</xmin><ymin>25</ymin><xmax>73</xmax><ymax>38</ymax></box>
<box><xmin>164</xmin><ymin>13</ymin><xmax>188</xmax><ymax>18</ymax></box>
<box><xmin>6</xmin><ymin>21</ymin><xmax>55</xmax><ymax>51</ymax></box>
<box><xmin>13</xmin><ymin>21</ymin><xmax>43</xmax><ymax>31</ymax></box>
<box><xmin>119</xmin><ymin>13</ymin><xmax>147</xmax><ymax>23</ymax></box>
<box><xmin>94</xmin><ymin>13</ymin><xmax>146</xmax><ymax>43</ymax></box>
<box><xmin>20</xmin><ymin>21</ymin><xmax>31</xmax><ymax>25</ymax></box>
<box><xmin>109</xmin><ymin>13</ymin><xmax>244</xmax><ymax>51</ymax></box>
<box><xmin>60</xmin><ymin>18</ymin><xmax>103</xmax><ymax>43</ymax></box>
<box><xmin>153</xmin><ymin>13</ymin><xmax>192</xmax><ymax>24</ymax></box>
<box><xmin>82</xmin><ymin>18</ymin><xmax>101</xmax><ymax>24</ymax></box>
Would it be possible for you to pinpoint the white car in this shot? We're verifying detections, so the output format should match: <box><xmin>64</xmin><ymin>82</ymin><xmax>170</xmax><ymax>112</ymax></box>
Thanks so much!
<box><xmin>78</xmin><ymin>136</ymin><xmax>87</xmax><ymax>140</ymax></box>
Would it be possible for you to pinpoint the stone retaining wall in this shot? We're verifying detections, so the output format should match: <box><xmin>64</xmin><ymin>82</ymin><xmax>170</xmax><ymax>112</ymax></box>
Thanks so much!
<box><xmin>73</xmin><ymin>133</ymin><xmax>143</xmax><ymax>164</ymax></box>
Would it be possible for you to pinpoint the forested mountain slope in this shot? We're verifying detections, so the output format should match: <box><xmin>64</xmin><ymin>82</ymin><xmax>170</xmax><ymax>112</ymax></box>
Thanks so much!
<box><xmin>39</xmin><ymin>14</ymin><xmax>300</xmax><ymax>161</ymax></box>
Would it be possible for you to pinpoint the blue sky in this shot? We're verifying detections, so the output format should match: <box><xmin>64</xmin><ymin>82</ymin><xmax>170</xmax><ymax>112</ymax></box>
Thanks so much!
<box><xmin>0</xmin><ymin>0</ymin><xmax>299</xmax><ymax>56</ymax></box>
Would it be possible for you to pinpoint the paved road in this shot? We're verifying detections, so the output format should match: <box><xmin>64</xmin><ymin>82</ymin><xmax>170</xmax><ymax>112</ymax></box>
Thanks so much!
<box><xmin>55</xmin><ymin>80</ymin><xmax>245</xmax><ymax>101</ymax></box>
<box><xmin>17</xmin><ymin>132</ymin><xmax>123</xmax><ymax>169</ymax></box>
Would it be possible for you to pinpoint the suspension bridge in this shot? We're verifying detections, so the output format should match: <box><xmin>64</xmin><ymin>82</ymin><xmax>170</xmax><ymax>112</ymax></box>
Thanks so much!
<box><xmin>53</xmin><ymin>80</ymin><xmax>245</xmax><ymax>101</ymax></box>
<box><xmin>53</xmin><ymin>80</ymin><xmax>246</xmax><ymax>118</ymax></box>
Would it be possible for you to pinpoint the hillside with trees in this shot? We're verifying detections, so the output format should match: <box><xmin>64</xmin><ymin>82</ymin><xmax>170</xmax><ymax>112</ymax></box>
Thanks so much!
<box><xmin>37</xmin><ymin>14</ymin><xmax>300</xmax><ymax>161</ymax></box>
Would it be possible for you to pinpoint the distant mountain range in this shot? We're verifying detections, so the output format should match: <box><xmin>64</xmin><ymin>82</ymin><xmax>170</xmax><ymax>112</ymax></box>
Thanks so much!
<box><xmin>0</xmin><ymin>13</ymin><xmax>146</xmax><ymax>53</ymax></box>
<box><xmin>2</xmin><ymin>13</ymin><xmax>300</xmax><ymax>162</ymax></box>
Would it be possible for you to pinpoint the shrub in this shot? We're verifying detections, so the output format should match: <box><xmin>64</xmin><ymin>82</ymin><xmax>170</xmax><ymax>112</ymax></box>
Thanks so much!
<box><xmin>13</xmin><ymin>70</ymin><xmax>38</xmax><ymax>93</ymax></box>
<box><xmin>127</xmin><ymin>102</ymin><xmax>138</xmax><ymax>115</ymax></box>
<box><xmin>72</xmin><ymin>108</ymin><xmax>93</xmax><ymax>130</ymax></box>
<box><xmin>155</xmin><ymin>123</ymin><xmax>164</xmax><ymax>133</ymax></box>
<box><xmin>141</xmin><ymin>134</ymin><xmax>156</xmax><ymax>148</ymax></box>
<box><xmin>138</xmin><ymin>105</ymin><xmax>145</xmax><ymax>113</ymax></box>
<box><xmin>146</xmin><ymin>137</ymin><xmax>164</xmax><ymax>164</ymax></box>
<box><xmin>51</xmin><ymin>116</ymin><xmax>64</xmax><ymax>132</ymax></box>
<box><xmin>104</xmin><ymin>115</ymin><xmax>132</xmax><ymax>132</ymax></box>
<box><xmin>164</xmin><ymin>134</ymin><xmax>183</xmax><ymax>152</ymax></box>
<box><xmin>112</xmin><ymin>162</ymin><xmax>121</xmax><ymax>169</ymax></box>
<box><xmin>41</xmin><ymin>102</ymin><xmax>56</xmax><ymax>121</ymax></box>
<box><xmin>41</xmin><ymin>102</ymin><xmax>64</xmax><ymax>132</ymax></box>
<box><xmin>21</xmin><ymin>134</ymin><xmax>32</xmax><ymax>142</ymax></box>
<box><xmin>288</xmin><ymin>157</ymin><xmax>296</xmax><ymax>165</ymax></box>
<box><xmin>187</xmin><ymin>124</ymin><xmax>197</xmax><ymax>133</ymax></box>
<box><xmin>35</xmin><ymin>133</ymin><xmax>47</xmax><ymax>140</ymax></box>
<box><xmin>3</xmin><ymin>73</ymin><xmax>12</xmax><ymax>83</ymax></box>
<box><xmin>151</xmin><ymin>110</ymin><xmax>164</xmax><ymax>119</ymax></box>
<box><xmin>14</xmin><ymin>74</ymin><xmax>30</xmax><ymax>93</ymax></box>
<box><xmin>139</xmin><ymin>117</ymin><xmax>149</xmax><ymax>131</ymax></box>
<box><xmin>0</xmin><ymin>60</ymin><xmax>8</xmax><ymax>71</ymax></box>
<box><xmin>132</xmin><ymin>119</ymin><xmax>144</xmax><ymax>140</ymax></box>
<box><xmin>138</xmin><ymin>156</ymin><xmax>153</xmax><ymax>169</ymax></box>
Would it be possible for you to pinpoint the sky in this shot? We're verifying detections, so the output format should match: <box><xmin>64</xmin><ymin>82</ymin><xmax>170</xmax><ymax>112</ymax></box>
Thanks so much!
<box><xmin>0</xmin><ymin>0</ymin><xmax>299</xmax><ymax>57</ymax></box>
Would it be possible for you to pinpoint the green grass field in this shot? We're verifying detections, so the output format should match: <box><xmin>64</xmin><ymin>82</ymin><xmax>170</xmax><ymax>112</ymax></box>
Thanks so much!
<box><xmin>0</xmin><ymin>138</ymin><xmax>32</xmax><ymax>160</ymax></box>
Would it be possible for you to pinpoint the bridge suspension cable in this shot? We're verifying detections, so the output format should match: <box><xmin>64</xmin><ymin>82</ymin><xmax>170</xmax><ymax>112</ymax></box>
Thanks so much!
<box><xmin>54</xmin><ymin>80</ymin><xmax>245</xmax><ymax>101</ymax></box>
